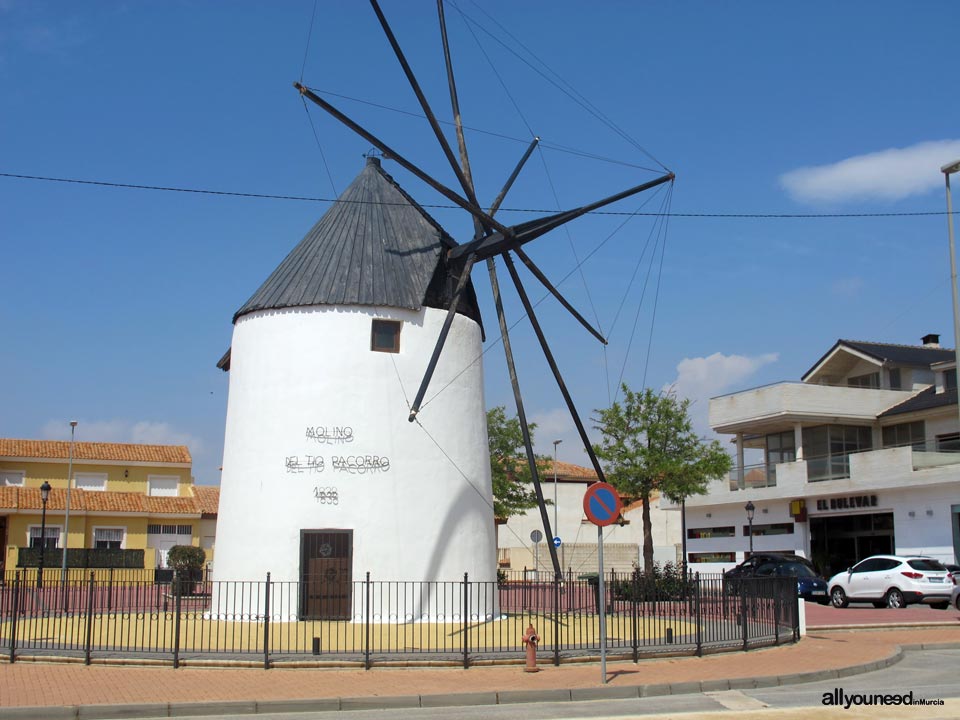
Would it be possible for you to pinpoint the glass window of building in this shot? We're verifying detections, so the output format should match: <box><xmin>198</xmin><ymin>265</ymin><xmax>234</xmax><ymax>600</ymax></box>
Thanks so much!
<box><xmin>803</xmin><ymin>424</ymin><xmax>872</xmax><ymax>481</ymax></box>
<box><xmin>371</xmin><ymin>319</ymin><xmax>401</xmax><ymax>353</ymax></box>
<box><xmin>847</xmin><ymin>372</ymin><xmax>879</xmax><ymax>388</ymax></box>
<box><xmin>765</xmin><ymin>430</ymin><xmax>796</xmax><ymax>485</ymax></box>
<box><xmin>882</xmin><ymin>421</ymin><xmax>925</xmax><ymax>450</ymax></box>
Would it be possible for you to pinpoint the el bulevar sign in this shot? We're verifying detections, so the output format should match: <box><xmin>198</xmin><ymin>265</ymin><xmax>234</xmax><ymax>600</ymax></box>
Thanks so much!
<box><xmin>814</xmin><ymin>494</ymin><xmax>879</xmax><ymax>512</ymax></box>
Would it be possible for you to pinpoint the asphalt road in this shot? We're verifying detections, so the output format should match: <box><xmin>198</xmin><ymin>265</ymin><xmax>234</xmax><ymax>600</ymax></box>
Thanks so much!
<box><xmin>121</xmin><ymin>647</ymin><xmax>960</xmax><ymax>720</ymax></box>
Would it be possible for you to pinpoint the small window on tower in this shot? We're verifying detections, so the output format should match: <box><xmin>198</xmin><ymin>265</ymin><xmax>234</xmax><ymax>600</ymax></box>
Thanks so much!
<box><xmin>371</xmin><ymin>319</ymin><xmax>401</xmax><ymax>353</ymax></box>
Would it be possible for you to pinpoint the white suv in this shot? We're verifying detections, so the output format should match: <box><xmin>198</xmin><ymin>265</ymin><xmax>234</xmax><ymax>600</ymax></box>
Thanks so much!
<box><xmin>827</xmin><ymin>555</ymin><xmax>951</xmax><ymax>609</ymax></box>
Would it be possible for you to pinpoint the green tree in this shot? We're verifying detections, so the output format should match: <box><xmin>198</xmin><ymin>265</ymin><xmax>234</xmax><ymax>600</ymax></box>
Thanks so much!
<box><xmin>593</xmin><ymin>385</ymin><xmax>732</xmax><ymax>574</ymax></box>
<box><xmin>487</xmin><ymin>406</ymin><xmax>550</xmax><ymax>519</ymax></box>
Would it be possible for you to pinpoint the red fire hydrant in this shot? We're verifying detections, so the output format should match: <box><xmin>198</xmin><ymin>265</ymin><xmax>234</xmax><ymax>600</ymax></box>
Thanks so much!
<box><xmin>522</xmin><ymin>622</ymin><xmax>540</xmax><ymax>673</ymax></box>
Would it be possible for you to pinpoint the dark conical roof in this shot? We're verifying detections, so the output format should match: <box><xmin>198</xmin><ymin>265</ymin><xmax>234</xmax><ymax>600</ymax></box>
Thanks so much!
<box><xmin>234</xmin><ymin>157</ymin><xmax>482</xmax><ymax>327</ymax></box>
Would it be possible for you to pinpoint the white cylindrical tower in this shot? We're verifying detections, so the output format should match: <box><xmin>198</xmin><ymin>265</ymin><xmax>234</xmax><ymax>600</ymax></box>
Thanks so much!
<box><xmin>213</xmin><ymin>158</ymin><xmax>496</xmax><ymax>620</ymax></box>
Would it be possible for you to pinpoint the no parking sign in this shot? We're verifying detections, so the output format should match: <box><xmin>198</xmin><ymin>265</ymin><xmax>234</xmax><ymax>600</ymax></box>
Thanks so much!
<box><xmin>582</xmin><ymin>482</ymin><xmax>622</xmax><ymax>527</ymax></box>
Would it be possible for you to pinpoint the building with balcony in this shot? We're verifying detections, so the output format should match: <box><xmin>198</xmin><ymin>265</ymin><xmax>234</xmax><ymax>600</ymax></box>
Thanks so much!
<box><xmin>0</xmin><ymin>439</ymin><xmax>219</xmax><ymax>578</ymax></box>
<box><xmin>682</xmin><ymin>334</ymin><xmax>959</xmax><ymax>576</ymax></box>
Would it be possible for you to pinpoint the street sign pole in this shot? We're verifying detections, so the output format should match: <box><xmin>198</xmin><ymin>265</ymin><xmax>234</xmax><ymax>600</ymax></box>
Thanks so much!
<box><xmin>530</xmin><ymin>529</ymin><xmax>543</xmax><ymax>580</ymax></box>
<box><xmin>581</xmin><ymin>481</ymin><xmax>620</xmax><ymax>686</ymax></box>
<box><xmin>597</xmin><ymin>524</ymin><xmax>607</xmax><ymax>683</ymax></box>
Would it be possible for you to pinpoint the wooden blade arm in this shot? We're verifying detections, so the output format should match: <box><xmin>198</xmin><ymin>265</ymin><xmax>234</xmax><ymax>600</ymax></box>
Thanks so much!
<box><xmin>294</xmin><ymin>83</ymin><xmax>511</xmax><ymax>237</ymax></box>
<box><xmin>407</xmin><ymin>254</ymin><xmax>477</xmax><ymax>421</ymax></box>
<box><xmin>513</xmin><ymin>248</ymin><xmax>606</xmax><ymax>344</ymax></box>
<box><xmin>369</xmin><ymin>0</ymin><xmax>484</xmax><ymax>214</ymax></box>
<box><xmin>449</xmin><ymin>171</ymin><xmax>674</xmax><ymax>261</ymax></box>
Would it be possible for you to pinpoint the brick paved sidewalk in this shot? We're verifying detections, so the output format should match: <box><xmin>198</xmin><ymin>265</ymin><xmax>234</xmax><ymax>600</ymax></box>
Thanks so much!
<box><xmin>1</xmin><ymin>627</ymin><xmax>959</xmax><ymax>710</ymax></box>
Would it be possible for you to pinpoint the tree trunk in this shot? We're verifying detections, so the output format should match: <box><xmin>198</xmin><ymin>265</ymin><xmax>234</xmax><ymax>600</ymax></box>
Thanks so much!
<box><xmin>642</xmin><ymin>493</ymin><xmax>654</xmax><ymax>575</ymax></box>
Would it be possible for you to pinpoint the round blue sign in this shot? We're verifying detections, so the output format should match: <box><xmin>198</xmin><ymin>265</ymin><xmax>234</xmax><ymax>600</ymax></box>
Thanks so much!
<box><xmin>582</xmin><ymin>482</ymin><xmax>622</xmax><ymax>527</ymax></box>
<box><xmin>553</xmin><ymin>536</ymin><xmax>562</xmax><ymax>548</ymax></box>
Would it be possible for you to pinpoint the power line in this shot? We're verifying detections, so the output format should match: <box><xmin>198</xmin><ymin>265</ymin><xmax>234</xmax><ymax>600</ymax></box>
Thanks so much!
<box><xmin>2</xmin><ymin>172</ymin><xmax>954</xmax><ymax>219</ymax></box>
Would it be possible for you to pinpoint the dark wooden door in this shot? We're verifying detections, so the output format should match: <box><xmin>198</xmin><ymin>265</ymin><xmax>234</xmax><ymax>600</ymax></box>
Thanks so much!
<box><xmin>300</xmin><ymin>530</ymin><xmax>352</xmax><ymax>619</ymax></box>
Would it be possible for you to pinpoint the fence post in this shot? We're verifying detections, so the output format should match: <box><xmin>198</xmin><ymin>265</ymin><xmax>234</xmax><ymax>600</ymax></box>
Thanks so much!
<box><xmin>107</xmin><ymin>567</ymin><xmax>114</xmax><ymax>612</ymax></box>
<box><xmin>263</xmin><ymin>572</ymin><xmax>271</xmax><ymax>670</ymax></box>
<box><xmin>694</xmin><ymin>572</ymin><xmax>702</xmax><ymax>657</ymax></box>
<box><xmin>740</xmin><ymin>580</ymin><xmax>749</xmax><ymax>652</ymax></box>
<box><xmin>631</xmin><ymin>569</ymin><xmax>639</xmax><ymax>663</ymax></box>
<box><xmin>61</xmin><ymin>563</ymin><xmax>68</xmax><ymax>614</ymax></box>
<box><xmin>773</xmin><ymin>578</ymin><xmax>780</xmax><ymax>644</ymax></box>
<box><xmin>522</xmin><ymin>567</ymin><xmax>528</xmax><ymax>611</ymax></box>
<box><xmin>462</xmin><ymin>572</ymin><xmax>469</xmax><ymax>670</ymax></box>
<box><xmin>363</xmin><ymin>572</ymin><xmax>371</xmax><ymax>670</ymax></box>
<box><xmin>172</xmin><ymin>570</ymin><xmax>182</xmax><ymax>669</ymax></box>
<box><xmin>553</xmin><ymin>574</ymin><xmax>560</xmax><ymax>667</ymax></box>
<box><xmin>84</xmin><ymin>571</ymin><xmax>95</xmax><ymax>665</ymax></box>
<box><xmin>8</xmin><ymin>572</ymin><xmax>20</xmax><ymax>664</ymax></box>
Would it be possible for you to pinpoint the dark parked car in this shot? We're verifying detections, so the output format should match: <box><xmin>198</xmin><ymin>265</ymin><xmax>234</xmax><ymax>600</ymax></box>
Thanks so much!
<box><xmin>724</xmin><ymin>552</ymin><xmax>830</xmax><ymax>604</ymax></box>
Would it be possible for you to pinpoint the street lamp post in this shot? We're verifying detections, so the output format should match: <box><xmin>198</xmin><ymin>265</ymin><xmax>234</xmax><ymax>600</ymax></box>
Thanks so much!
<box><xmin>61</xmin><ymin>420</ymin><xmax>78</xmax><ymax>587</ymax></box>
<box><xmin>941</xmin><ymin>159</ymin><xmax>960</xmax><ymax>436</ymax></box>
<box><xmin>37</xmin><ymin>481</ymin><xmax>52</xmax><ymax>589</ymax></box>
<box><xmin>745</xmin><ymin>501</ymin><xmax>755</xmax><ymax>557</ymax></box>
<box><xmin>552</xmin><ymin>440</ymin><xmax>562</xmax><ymax>542</ymax></box>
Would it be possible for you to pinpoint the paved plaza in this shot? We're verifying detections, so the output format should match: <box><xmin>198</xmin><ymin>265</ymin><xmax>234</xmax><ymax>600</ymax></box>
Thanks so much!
<box><xmin>0</xmin><ymin>610</ymin><xmax>958</xmax><ymax>718</ymax></box>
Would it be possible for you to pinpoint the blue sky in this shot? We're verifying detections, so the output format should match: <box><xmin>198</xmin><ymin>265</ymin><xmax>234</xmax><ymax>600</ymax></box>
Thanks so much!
<box><xmin>3</xmin><ymin>1</ymin><xmax>959</xmax><ymax>484</ymax></box>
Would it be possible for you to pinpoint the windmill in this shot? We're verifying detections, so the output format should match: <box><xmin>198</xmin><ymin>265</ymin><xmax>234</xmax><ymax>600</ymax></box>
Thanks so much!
<box><xmin>295</xmin><ymin>0</ymin><xmax>673</xmax><ymax>581</ymax></box>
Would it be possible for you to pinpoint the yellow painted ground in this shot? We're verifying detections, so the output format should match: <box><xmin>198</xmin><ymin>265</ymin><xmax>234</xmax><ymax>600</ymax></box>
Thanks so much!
<box><xmin>2</xmin><ymin>612</ymin><xmax>694</xmax><ymax>653</ymax></box>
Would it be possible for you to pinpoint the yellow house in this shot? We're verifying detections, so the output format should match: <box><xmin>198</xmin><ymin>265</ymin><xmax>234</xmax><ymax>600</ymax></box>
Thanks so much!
<box><xmin>0</xmin><ymin>439</ymin><xmax>219</xmax><ymax>578</ymax></box>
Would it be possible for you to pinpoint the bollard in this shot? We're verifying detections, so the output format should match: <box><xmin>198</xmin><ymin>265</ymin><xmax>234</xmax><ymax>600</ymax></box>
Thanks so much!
<box><xmin>522</xmin><ymin>622</ymin><xmax>540</xmax><ymax>673</ymax></box>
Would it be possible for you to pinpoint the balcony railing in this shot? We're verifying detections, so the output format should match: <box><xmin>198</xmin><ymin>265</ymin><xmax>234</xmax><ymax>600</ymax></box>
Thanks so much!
<box><xmin>728</xmin><ymin>462</ymin><xmax>776</xmax><ymax>491</ymax></box>
<box><xmin>726</xmin><ymin>442</ymin><xmax>960</xmax><ymax>490</ymax></box>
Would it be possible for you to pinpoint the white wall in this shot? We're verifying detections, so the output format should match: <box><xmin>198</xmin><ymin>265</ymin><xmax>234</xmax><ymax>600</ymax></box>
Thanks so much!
<box><xmin>685</xmin><ymin>500</ymin><xmax>804</xmax><ymax>572</ymax></box>
<box><xmin>215</xmin><ymin>304</ymin><xmax>496</xmax><ymax>584</ymax></box>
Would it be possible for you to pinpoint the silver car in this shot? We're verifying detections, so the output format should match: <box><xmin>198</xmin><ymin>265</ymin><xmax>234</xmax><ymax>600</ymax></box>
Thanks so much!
<box><xmin>827</xmin><ymin>555</ymin><xmax>951</xmax><ymax>609</ymax></box>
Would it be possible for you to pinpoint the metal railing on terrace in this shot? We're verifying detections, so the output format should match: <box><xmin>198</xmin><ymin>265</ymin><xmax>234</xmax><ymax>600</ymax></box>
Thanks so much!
<box><xmin>0</xmin><ymin>570</ymin><xmax>799</xmax><ymax>668</ymax></box>
<box><xmin>726</xmin><ymin>440</ymin><xmax>960</xmax><ymax>490</ymax></box>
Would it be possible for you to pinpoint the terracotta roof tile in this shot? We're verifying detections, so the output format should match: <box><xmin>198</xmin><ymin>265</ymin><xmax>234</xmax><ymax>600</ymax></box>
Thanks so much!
<box><xmin>0</xmin><ymin>486</ymin><xmax>19</xmax><ymax>510</ymax></box>
<box><xmin>9</xmin><ymin>488</ymin><xmax>201</xmax><ymax>517</ymax></box>
<box><xmin>548</xmin><ymin>460</ymin><xmax>599</xmax><ymax>480</ymax></box>
<box><xmin>143</xmin><ymin>496</ymin><xmax>200</xmax><ymax>515</ymax></box>
<box><xmin>0</xmin><ymin>439</ymin><xmax>191</xmax><ymax>464</ymax></box>
<box><xmin>192</xmin><ymin>485</ymin><xmax>220</xmax><ymax>515</ymax></box>
<box><xmin>17</xmin><ymin>487</ymin><xmax>84</xmax><ymax>512</ymax></box>
<box><xmin>82</xmin><ymin>492</ymin><xmax>145</xmax><ymax>513</ymax></box>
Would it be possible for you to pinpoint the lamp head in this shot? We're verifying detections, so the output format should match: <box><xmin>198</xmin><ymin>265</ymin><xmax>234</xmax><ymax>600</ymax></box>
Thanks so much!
<box><xmin>40</xmin><ymin>480</ymin><xmax>51</xmax><ymax>502</ymax></box>
<box><xmin>942</xmin><ymin>159</ymin><xmax>960</xmax><ymax>175</ymax></box>
<box><xmin>744</xmin><ymin>500</ymin><xmax>756</xmax><ymax>521</ymax></box>
<box><xmin>69</xmin><ymin>421</ymin><xmax>78</xmax><ymax>428</ymax></box>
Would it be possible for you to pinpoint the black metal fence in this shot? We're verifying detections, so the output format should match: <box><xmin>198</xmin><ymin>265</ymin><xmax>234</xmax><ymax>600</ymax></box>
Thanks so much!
<box><xmin>0</xmin><ymin>570</ymin><xmax>799</xmax><ymax>668</ymax></box>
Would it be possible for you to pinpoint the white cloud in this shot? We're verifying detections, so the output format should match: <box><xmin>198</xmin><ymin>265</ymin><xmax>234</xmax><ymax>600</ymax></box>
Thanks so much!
<box><xmin>670</xmin><ymin>352</ymin><xmax>779</xmax><ymax>403</ymax></box>
<box><xmin>667</xmin><ymin>352</ymin><xmax>779</xmax><ymax>437</ymax></box>
<box><xmin>779</xmin><ymin>139</ymin><xmax>960</xmax><ymax>204</ymax></box>
<box><xmin>40</xmin><ymin>419</ymin><xmax>203</xmax><ymax>452</ymax></box>
<box><xmin>529</xmin><ymin>407</ymin><xmax>596</xmax><ymax>465</ymax></box>
<box><xmin>527</xmin><ymin>351</ymin><xmax>779</xmax><ymax>468</ymax></box>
